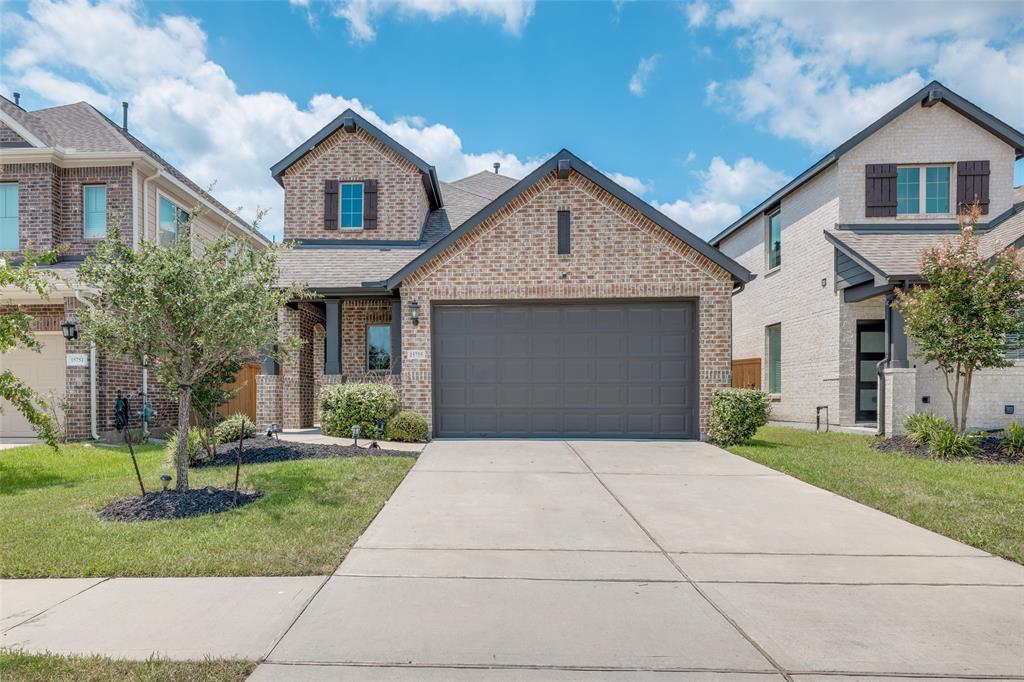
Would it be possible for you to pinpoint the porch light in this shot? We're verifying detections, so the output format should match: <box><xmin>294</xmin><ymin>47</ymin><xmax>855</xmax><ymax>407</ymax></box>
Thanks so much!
<box><xmin>409</xmin><ymin>300</ymin><xmax>420</xmax><ymax>326</ymax></box>
<box><xmin>61</xmin><ymin>318</ymin><xmax>79</xmax><ymax>341</ymax></box>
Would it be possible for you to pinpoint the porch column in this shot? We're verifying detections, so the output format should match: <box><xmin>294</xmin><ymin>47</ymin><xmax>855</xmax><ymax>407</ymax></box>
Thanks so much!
<box><xmin>889</xmin><ymin>290</ymin><xmax>909</xmax><ymax>368</ymax></box>
<box><xmin>391</xmin><ymin>297</ymin><xmax>402</xmax><ymax>376</ymax></box>
<box><xmin>325</xmin><ymin>299</ymin><xmax>341</xmax><ymax>375</ymax></box>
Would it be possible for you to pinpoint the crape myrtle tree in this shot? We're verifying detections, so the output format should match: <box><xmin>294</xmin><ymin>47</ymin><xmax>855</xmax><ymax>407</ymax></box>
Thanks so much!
<box><xmin>0</xmin><ymin>251</ymin><xmax>60</xmax><ymax>448</ymax></box>
<box><xmin>894</xmin><ymin>203</ymin><xmax>1024</xmax><ymax>433</ymax></box>
<box><xmin>76</xmin><ymin>206</ymin><xmax>309</xmax><ymax>491</ymax></box>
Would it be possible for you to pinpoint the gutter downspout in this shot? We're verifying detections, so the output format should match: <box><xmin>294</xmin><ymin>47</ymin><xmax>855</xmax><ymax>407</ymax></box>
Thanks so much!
<box><xmin>875</xmin><ymin>291</ymin><xmax>894</xmax><ymax>436</ymax></box>
<box><xmin>74</xmin><ymin>289</ymin><xmax>100</xmax><ymax>441</ymax></box>
<box><xmin>140</xmin><ymin>169</ymin><xmax>161</xmax><ymax>427</ymax></box>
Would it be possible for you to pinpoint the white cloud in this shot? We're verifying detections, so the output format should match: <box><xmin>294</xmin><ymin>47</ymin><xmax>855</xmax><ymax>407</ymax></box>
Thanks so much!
<box><xmin>331</xmin><ymin>0</ymin><xmax>535</xmax><ymax>42</ymax></box>
<box><xmin>0</xmin><ymin>0</ymin><xmax>548</xmax><ymax>241</ymax></box>
<box><xmin>653</xmin><ymin>155</ymin><xmax>788</xmax><ymax>238</ymax></box>
<box><xmin>628</xmin><ymin>54</ymin><xmax>659</xmax><ymax>96</ymax></box>
<box><xmin>684</xmin><ymin>1</ymin><xmax>709</xmax><ymax>28</ymax></box>
<box><xmin>605</xmin><ymin>171</ymin><xmax>652</xmax><ymax>196</ymax></box>
<box><xmin>706</xmin><ymin>1</ymin><xmax>1024</xmax><ymax>150</ymax></box>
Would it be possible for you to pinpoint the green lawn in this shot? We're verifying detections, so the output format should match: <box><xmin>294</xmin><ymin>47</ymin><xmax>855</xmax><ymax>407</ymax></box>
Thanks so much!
<box><xmin>729</xmin><ymin>427</ymin><xmax>1024</xmax><ymax>564</ymax></box>
<box><xmin>0</xmin><ymin>651</ymin><xmax>254</xmax><ymax>682</ymax></box>
<box><xmin>0</xmin><ymin>442</ymin><xmax>414</xmax><ymax>577</ymax></box>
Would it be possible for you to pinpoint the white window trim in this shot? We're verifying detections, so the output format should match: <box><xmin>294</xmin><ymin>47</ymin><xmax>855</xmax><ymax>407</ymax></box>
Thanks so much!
<box><xmin>340</xmin><ymin>181</ymin><xmax>364</xmax><ymax>230</ymax></box>
<box><xmin>765</xmin><ymin>208</ymin><xmax>782</xmax><ymax>273</ymax></box>
<box><xmin>82</xmin><ymin>184</ymin><xmax>107</xmax><ymax>240</ymax></box>
<box><xmin>895</xmin><ymin>164</ymin><xmax>954</xmax><ymax>218</ymax></box>
<box><xmin>156</xmin><ymin>190</ymin><xmax>189</xmax><ymax>245</ymax></box>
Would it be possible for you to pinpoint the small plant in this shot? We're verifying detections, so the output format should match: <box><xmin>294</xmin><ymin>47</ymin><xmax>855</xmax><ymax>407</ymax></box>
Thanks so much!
<box><xmin>215</xmin><ymin>412</ymin><xmax>256</xmax><ymax>444</ymax></box>
<box><xmin>167</xmin><ymin>427</ymin><xmax>210</xmax><ymax>466</ymax></box>
<box><xmin>929</xmin><ymin>428</ymin><xmax>979</xmax><ymax>459</ymax></box>
<box><xmin>320</xmin><ymin>382</ymin><xmax>399</xmax><ymax>440</ymax></box>
<box><xmin>707</xmin><ymin>388</ymin><xmax>770</xmax><ymax>447</ymax></box>
<box><xmin>904</xmin><ymin>412</ymin><xmax>951</xmax><ymax>446</ymax></box>
<box><xmin>385</xmin><ymin>411</ymin><xmax>429</xmax><ymax>442</ymax></box>
<box><xmin>1002</xmin><ymin>421</ymin><xmax>1024</xmax><ymax>456</ymax></box>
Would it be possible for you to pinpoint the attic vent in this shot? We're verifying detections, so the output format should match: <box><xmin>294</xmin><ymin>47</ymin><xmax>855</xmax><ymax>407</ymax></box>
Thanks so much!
<box><xmin>923</xmin><ymin>88</ymin><xmax>943</xmax><ymax>107</ymax></box>
<box><xmin>556</xmin><ymin>159</ymin><xmax>571</xmax><ymax>179</ymax></box>
<box><xmin>342</xmin><ymin>116</ymin><xmax>356</xmax><ymax>133</ymax></box>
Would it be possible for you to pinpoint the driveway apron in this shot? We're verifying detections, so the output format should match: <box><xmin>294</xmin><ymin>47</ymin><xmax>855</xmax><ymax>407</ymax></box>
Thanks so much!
<box><xmin>259</xmin><ymin>439</ymin><xmax>1024</xmax><ymax>680</ymax></box>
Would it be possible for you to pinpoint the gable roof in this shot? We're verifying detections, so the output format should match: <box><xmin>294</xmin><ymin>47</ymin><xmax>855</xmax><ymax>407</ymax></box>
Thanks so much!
<box><xmin>711</xmin><ymin>81</ymin><xmax>1024</xmax><ymax>247</ymax></box>
<box><xmin>269</xmin><ymin>108</ymin><xmax>443</xmax><ymax>209</ymax></box>
<box><xmin>385</xmin><ymin>149</ymin><xmax>752</xmax><ymax>288</ymax></box>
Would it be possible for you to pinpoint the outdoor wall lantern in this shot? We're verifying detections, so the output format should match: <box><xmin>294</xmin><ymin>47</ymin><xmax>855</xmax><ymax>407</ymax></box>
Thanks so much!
<box><xmin>61</xmin><ymin>318</ymin><xmax>79</xmax><ymax>341</ymax></box>
<box><xmin>409</xmin><ymin>300</ymin><xmax>420</xmax><ymax>326</ymax></box>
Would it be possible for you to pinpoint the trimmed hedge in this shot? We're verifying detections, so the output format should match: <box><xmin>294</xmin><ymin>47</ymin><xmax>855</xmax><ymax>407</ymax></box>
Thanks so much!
<box><xmin>707</xmin><ymin>388</ymin><xmax>770</xmax><ymax>447</ymax></box>
<box><xmin>385</xmin><ymin>411</ymin><xmax>429</xmax><ymax>443</ymax></box>
<box><xmin>215</xmin><ymin>412</ymin><xmax>256</xmax><ymax>444</ymax></box>
<box><xmin>320</xmin><ymin>382</ymin><xmax>398</xmax><ymax>440</ymax></box>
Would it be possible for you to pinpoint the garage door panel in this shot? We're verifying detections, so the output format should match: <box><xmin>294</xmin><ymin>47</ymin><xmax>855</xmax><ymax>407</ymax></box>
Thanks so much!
<box><xmin>433</xmin><ymin>302</ymin><xmax>697</xmax><ymax>438</ymax></box>
<box><xmin>0</xmin><ymin>334</ymin><xmax>66</xmax><ymax>439</ymax></box>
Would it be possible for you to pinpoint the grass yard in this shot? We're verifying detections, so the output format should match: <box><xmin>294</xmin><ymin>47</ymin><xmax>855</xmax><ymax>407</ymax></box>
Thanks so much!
<box><xmin>0</xmin><ymin>651</ymin><xmax>254</xmax><ymax>682</ymax></box>
<box><xmin>729</xmin><ymin>427</ymin><xmax>1024</xmax><ymax>564</ymax></box>
<box><xmin>0</xmin><ymin>442</ymin><xmax>413</xmax><ymax>577</ymax></box>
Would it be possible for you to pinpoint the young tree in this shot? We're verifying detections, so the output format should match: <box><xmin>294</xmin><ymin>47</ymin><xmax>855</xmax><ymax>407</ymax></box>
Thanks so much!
<box><xmin>894</xmin><ymin>204</ymin><xmax>1024</xmax><ymax>433</ymax></box>
<box><xmin>76</xmin><ymin>211</ymin><xmax>309</xmax><ymax>491</ymax></box>
<box><xmin>0</xmin><ymin>251</ymin><xmax>60</xmax><ymax>448</ymax></box>
<box><xmin>187</xmin><ymin>357</ymin><xmax>245</xmax><ymax>460</ymax></box>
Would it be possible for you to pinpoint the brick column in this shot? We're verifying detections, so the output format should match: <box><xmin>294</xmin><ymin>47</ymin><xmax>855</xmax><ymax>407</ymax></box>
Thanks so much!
<box><xmin>883</xmin><ymin>367</ymin><xmax>917</xmax><ymax>436</ymax></box>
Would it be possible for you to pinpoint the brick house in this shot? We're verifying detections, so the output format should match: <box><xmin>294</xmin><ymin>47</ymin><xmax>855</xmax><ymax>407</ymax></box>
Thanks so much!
<box><xmin>712</xmin><ymin>81</ymin><xmax>1024</xmax><ymax>435</ymax></box>
<box><xmin>0</xmin><ymin>95</ymin><xmax>267</xmax><ymax>441</ymax></box>
<box><xmin>260</xmin><ymin>111</ymin><xmax>751</xmax><ymax>439</ymax></box>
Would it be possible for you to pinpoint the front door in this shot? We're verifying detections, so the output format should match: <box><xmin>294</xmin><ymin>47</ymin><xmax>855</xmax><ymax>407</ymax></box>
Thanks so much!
<box><xmin>856</xmin><ymin>321</ymin><xmax>885</xmax><ymax>423</ymax></box>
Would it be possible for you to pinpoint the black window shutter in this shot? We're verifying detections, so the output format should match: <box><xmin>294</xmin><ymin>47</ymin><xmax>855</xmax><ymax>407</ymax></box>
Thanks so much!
<box><xmin>956</xmin><ymin>161</ymin><xmax>990</xmax><ymax>215</ymax></box>
<box><xmin>363</xmin><ymin>179</ymin><xmax>378</xmax><ymax>230</ymax></box>
<box><xmin>557</xmin><ymin>210</ymin><xmax>571</xmax><ymax>255</ymax></box>
<box><xmin>865</xmin><ymin>164</ymin><xmax>897</xmax><ymax>217</ymax></box>
<box><xmin>324</xmin><ymin>179</ymin><xmax>339</xmax><ymax>230</ymax></box>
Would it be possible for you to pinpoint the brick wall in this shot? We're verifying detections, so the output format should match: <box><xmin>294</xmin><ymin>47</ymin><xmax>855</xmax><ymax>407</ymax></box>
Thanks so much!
<box><xmin>0</xmin><ymin>122</ymin><xmax>30</xmax><ymax>147</ymax></box>
<box><xmin>281</xmin><ymin>127</ymin><xmax>429</xmax><ymax>242</ymax></box>
<box><xmin>341</xmin><ymin>298</ymin><xmax>391</xmax><ymax>379</ymax></box>
<box><xmin>399</xmin><ymin>169</ymin><xmax>734</xmax><ymax>438</ymax></box>
<box><xmin>0</xmin><ymin>162</ymin><xmax>56</xmax><ymax>253</ymax></box>
<box><xmin>59</xmin><ymin>166</ymin><xmax>133</xmax><ymax>255</ymax></box>
<box><xmin>256</xmin><ymin>374</ymin><xmax>282</xmax><ymax>429</ymax></box>
<box><xmin>278</xmin><ymin>302</ymin><xmax>324</xmax><ymax>428</ymax></box>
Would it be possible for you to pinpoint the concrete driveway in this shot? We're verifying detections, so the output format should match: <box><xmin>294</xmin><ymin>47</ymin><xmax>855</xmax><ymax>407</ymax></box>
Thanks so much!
<box><xmin>255</xmin><ymin>440</ymin><xmax>1024</xmax><ymax>681</ymax></box>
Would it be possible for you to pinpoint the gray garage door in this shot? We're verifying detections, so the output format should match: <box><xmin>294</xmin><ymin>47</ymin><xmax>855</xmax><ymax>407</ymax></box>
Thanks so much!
<box><xmin>433</xmin><ymin>302</ymin><xmax>698</xmax><ymax>438</ymax></box>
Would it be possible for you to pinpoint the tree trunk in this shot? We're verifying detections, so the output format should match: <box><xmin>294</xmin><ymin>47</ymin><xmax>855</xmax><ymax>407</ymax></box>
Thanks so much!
<box><xmin>959</xmin><ymin>368</ymin><xmax>974</xmax><ymax>435</ymax></box>
<box><xmin>175</xmin><ymin>385</ymin><xmax>192</xmax><ymax>492</ymax></box>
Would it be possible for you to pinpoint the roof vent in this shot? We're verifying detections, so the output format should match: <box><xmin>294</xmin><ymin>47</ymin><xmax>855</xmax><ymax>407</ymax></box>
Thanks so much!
<box><xmin>923</xmin><ymin>88</ymin><xmax>943</xmax><ymax>108</ymax></box>
<box><xmin>342</xmin><ymin>116</ymin><xmax>356</xmax><ymax>133</ymax></box>
<box><xmin>13</xmin><ymin>92</ymin><xmax>21</xmax><ymax>107</ymax></box>
<box><xmin>493</xmin><ymin>162</ymin><xmax>500</xmax><ymax>174</ymax></box>
<box><xmin>122</xmin><ymin>101</ymin><xmax>129</xmax><ymax>131</ymax></box>
<box><xmin>556</xmin><ymin>158</ymin><xmax>571</xmax><ymax>179</ymax></box>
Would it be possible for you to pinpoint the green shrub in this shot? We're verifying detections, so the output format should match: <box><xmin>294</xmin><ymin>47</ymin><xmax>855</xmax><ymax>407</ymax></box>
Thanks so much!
<box><xmin>1002</xmin><ymin>421</ymin><xmax>1024</xmax><ymax>456</ymax></box>
<box><xmin>904</xmin><ymin>412</ymin><xmax>951</xmax><ymax>445</ymax></box>
<box><xmin>707</xmin><ymin>388</ymin><xmax>770</xmax><ymax>447</ymax></box>
<box><xmin>320</xmin><ymin>382</ymin><xmax>398</xmax><ymax>440</ymax></box>
<box><xmin>215</xmin><ymin>412</ymin><xmax>256</xmax><ymax>444</ymax></box>
<box><xmin>929</xmin><ymin>428</ymin><xmax>979</xmax><ymax>459</ymax></box>
<box><xmin>385</xmin><ymin>411</ymin><xmax>429</xmax><ymax>442</ymax></box>
<box><xmin>167</xmin><ymin>427</ymin><xmax>209</xmax><ymax>466</ymax></box>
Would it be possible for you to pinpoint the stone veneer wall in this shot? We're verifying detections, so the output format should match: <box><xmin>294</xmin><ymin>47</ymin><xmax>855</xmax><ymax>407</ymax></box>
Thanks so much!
<box><xmin>397</xmin><ymin>170</ymin><xmax>734</xmax><ymax>438</ymax></box>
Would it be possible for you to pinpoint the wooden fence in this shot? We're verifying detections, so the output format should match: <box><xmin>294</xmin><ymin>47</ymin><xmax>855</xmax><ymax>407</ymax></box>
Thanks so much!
<box><xmin>731</xmin><ymin>358</ymin><xmax>761</xmax><ymax>390</ymax></box>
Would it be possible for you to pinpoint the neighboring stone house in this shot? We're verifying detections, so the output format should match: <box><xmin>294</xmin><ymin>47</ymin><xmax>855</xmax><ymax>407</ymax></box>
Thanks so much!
<box><xmin>712</xmin><ymin>81</ymin><xmax>1024</xmax><ymax>435</ymax></box>
<box><xmin>0</xmin><ymin>95</ymin><xmax>267</xmax><ymax>441</ymax></box>
<box><xmin>262</xmin><ymin>110</ymin><xmax>751</xmax><ymax>439</ymax></box>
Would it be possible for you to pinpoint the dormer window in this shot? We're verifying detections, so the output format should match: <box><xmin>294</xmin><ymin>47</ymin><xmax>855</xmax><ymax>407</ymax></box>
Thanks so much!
<box><xmin>340</xmin><ymin>182</ymin><xmax>364</xmax><ymax>229</ymax></box>
<box><xmin>896</xmin><ymin>165</ymin><xmax>950</xmax><ymax>216</ymax></box>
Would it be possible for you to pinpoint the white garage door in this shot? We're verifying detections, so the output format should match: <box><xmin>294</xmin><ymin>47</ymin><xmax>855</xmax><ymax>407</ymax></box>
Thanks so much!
<box><xmin>0</xmin><ymin>333</ymin><xmax>66</xmax><ymax>440</ymax></box>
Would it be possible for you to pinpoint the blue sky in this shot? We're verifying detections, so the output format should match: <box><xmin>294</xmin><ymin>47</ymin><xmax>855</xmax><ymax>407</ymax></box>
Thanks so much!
<box><xmin>2</xmin><ymin>0</ymin><xmax>1022</xmax><ymax>240</ymax></box>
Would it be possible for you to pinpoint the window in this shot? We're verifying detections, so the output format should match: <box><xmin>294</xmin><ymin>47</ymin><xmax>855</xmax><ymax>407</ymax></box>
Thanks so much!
<box><xmin>367</xmin><ymin>324</ymin><xmax>391</xmax><ymax>371</ymax></box>
<box><xmin>158</xmin><ymin>196</ymin><xmax>188</xmax><ymax>246</ymax></box>
<box><xmin>1007</xmin><ymin>310</ymin><xmax>1024</xmax><ymax>362</ymax></box>
<box><xmin>83</xmin><ymin>185</ymin><xmax>107</xmax><ymax>239</ymax></box>
<box><xmin>0</xmin><ymin>183</ymin><xmax>18</xmax><ymax>252</ymax></box>
<box><xmin>766</xmin><ymin>324</ymin><xmax>781</xmax><ymax>395</ymax></box>
<box><xmin>340</xmin><ymin>182</ymin><xmax>363</xmax><ymax>229</ymax></box>
<box><xmin>766</xmin><ymin>209</ymin><xmax>781</xmax><ymax>269</ymax></box>
<box><xmin>897</xmin><ymin>165</ymin><xmax>951</xmax><ymax>216</ymax></box>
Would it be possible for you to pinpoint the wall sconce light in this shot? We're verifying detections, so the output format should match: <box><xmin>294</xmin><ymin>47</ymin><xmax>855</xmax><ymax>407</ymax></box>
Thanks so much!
<box><xmin>61</xmin><ymin>318</ymin><xmax>79</xmax><ymax>341</ymax></box>
<box><xmin>409</xmin><ymin>300</ymin><xmax>420</xmax><ymax>326</ymax></box>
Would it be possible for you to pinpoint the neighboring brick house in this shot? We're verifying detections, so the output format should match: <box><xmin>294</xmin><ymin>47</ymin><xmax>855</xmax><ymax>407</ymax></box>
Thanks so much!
<box><xmin>0</xmin><ymin>95</ymin><xmax>267</xmax><ymax>441</ymax></box>
<box><xmin>712</xmin><ymin>81</ymin><xmax>1024</xmax><ymax>435</ymax></box>
<box><xmin>262</xmin><ymin>110</ymin><xmax>751</xmax><ymax>439</ymax></box>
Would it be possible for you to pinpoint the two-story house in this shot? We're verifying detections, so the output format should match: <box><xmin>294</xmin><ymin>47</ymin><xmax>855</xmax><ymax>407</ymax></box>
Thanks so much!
<box><xmin>712</xmin><ymin>81</ymin><xmax>1024</xmax><ymax>435</ymax></box>
<box><xmin>260</xmin><ymin>111</ymin><xmax>752</xmax><ymax>439</ymax></box>
<box><xmin>0</xmin><ymin>95</ymin><xmax>267</xmax><ymax>441</ymax></box>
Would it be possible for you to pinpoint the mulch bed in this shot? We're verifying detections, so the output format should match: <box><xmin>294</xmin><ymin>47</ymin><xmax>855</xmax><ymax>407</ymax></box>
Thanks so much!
<box><xmin>98</xmin><ymin>487</ymin><xmax>263</xmax><ymax>522</ymax></box>
<box><xmin>194</xmin><ymin>436</ymin><xmax>417</xmax><ymax>468</ymax></box>
<box><xmin>872</xmin><ymin>434</ymin><xmax>1022</xmax><ymax>464</ymax></box>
